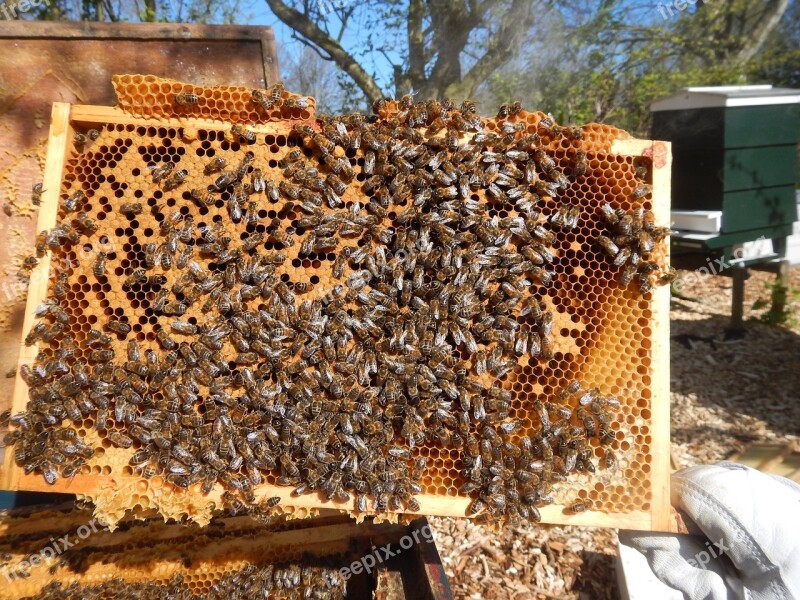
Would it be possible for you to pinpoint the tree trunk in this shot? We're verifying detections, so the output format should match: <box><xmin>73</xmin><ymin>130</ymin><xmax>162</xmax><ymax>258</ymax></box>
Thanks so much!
<box><xmin>265</xmin><ymin>0</ymin><xmax>385</xmax><ymax>105</ymax></box>
<box><xmin>734</xmin><ymin>0</ymin><xmax>789</xmax><ymax>65</ymax></box>
<box><xmin>144</xmin><ymin>0</ymin><xmax>157</xmax><ymax>22</ymax></box>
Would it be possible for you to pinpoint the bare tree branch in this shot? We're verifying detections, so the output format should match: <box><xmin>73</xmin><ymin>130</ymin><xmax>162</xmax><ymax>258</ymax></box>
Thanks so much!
<box><xmin>334</xmin><ymin>5</ymin><xmax>355</xmax><ymax>43</ymax></box>
<box><xmin>445</xmin><ymin>0</ymin><xmax>536</xmax><ymax>99</ymax></box>
<box><xmin>291</xmin><ymin>32</ymin><xmax>334</xmax><ymax>61</ymax></box>
<box><xmin>407</xmin><ymin>0</ymin><xmax>426</xmax><ymax>92</ymax></box>
<box><xmin>424</xmin><ymin>0</ymin><xmax>482</xmax><ymax>97</ymax></box>
<box><xmin>265</xmin><ymin>0</ymin><xmax>384</xmax><ymax>104</ymax></box>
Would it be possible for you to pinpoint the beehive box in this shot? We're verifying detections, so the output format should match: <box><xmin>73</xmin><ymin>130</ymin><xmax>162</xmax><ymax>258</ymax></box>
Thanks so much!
<box><xmin>0</xmin><ymin>504</ymin><xmax>449</xmax><ymax>599</ymax></box>
<box><xmin>0</xmin><ymin>76</ymin><xmax>672</xmax><ymax>531</ymax></box>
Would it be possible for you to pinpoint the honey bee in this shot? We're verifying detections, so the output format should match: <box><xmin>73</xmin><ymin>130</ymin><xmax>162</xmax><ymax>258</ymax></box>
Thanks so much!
<box><xmin>45</xmin><ymin>274</ymin><xmax>67</xmax><ymax>302</ymax></box>
<box><xmin>631</xmin><ymin>184</ymin><xmax>652</xmax><ymax>200</ymax></box>
<box><xmin>550</xmin><ymin>204</ymin><xmax>580</xmax><ymax>230</ymax></box>
<box><xmin>75</xmin><ymin>211</ymin><xmax>98</xmax><ymax>234</ymax></box>
<box><xmin>34</xmin><ymin>231</ymin><xmax>48</xmax><ymax>257</ymax></box>
<box><xmin>614</xmin><ymin>246</ymin><xmax>632</xmax><ymax>267</ymax></box>
<box><xmin>210</xmin><ymin>170</ymin><xmax>236</xmax><ymax>192</ymax></box>
<box><xmin>231</xmin><ymin>124</ymin><xmax>257</xmax><ymax>144</ymax></box>
<box><xmin>270</xmin><ymin>82</ymin><xmax>285</xmax><ymax>104</ymax></box>
<box><xmin>227</xmin><ymin>196</ymin><xmax>243</xmax><ymax>223</ymax></box>
<box><xmin>251</xmin><ymin>168</ymin><xmax>266</xmax><ymax>193</ymax></box>
<box><xmin>120</xmin><ymin>202</ymin><xmax>143</xmax><ymax>217</ymax></box>
<box><xmin>659</xmin><ymin>266</ymin><xmax>678</xmax><ymax>285</ymax></box>
<box><xmin>203</xmin><ymin>156</ymin><xmax>226</xmax><ymax>175</ymax></box>
<box><xmin>61</xmin><ymin>189</ymin><xmax>85</xmax><ymax>213</ymax></box>
<box><xmin>105</xmin><ymin>431</ymin><xmax>133</xmax><ymax>450</ymax></box>
<box><xmin>252</xmin><ymin>89</ymin><xmax>275</xmax><ymax>111</ymax></box>
<box><xmin>106</xmin><ymin>319</ymin><xmax>131</xmax><ymax>335</ymax></box>
<box><xmin>595</xmin><ymin>235</ymin><xmax>619</xmax><ymax>258</ymax></box>
<box><xmin>188</xmin><ymin>189</ymin><xmax>213</xmax><ymax>209</ymax></box>
<box><xmin>284</xmin><ymin>96</ymin><xmax>310</xmax><ymax>110</ymax></box>
<box><xmin>534</xmin><ymin>149</ymin><xmax>556</xmax><ymax>173</ymax></box>
<box><xmin>150</xmin><ymin>161</ymin><xmax>174</xmax><ymax>183</ymax></box>
<box><xmin>93</xmin><ymin>251</ymin><xmax>107</xmax><ymax>278</ymax></box>
<box><xmin>21</xmin><ymin>255</ymin><xmax>38</xmax><ymax>270</ymax></box>
<box><xmin>568</xmin><ymin>499</ymin><xmax>591</xmax><ymax>513</ymax></box>
<box><xmin>163</xmin><ymin>169</ymin><xmax>188</xmax><ymax>191</ymax></box>
<box><xmin>89</xmin><ymin>347</ymin><xmax>114</xmax><ymax>364</ymax></box>
<box><xmin>171</xmin><ymin>320</ymin><xmax>198</xmax><ymax>335</ymax></box>
<box><xmin>265</xmin><ymin>179</ymin><xmax>279</xmax><ymax>202</ymax></box>
<box><xmin>174</xmin><ymin>92</ymin><xmax>200</xmax><ymax>105</ymax></box>
<box><xmin>639</xmin><ymin>272</ymin><xmax>653</xmax><ymax>295</ymax></box>
<box><xmin>467</xmin><ymin>497</ymin><xmax>486</xmax><ymax>516</ymax></box>
<box><xmin>31</xmin><ymin>183</ymin><xmax>44</xmax><ymax>206</ymax></box>
<box><xmin>574</xmin><ymin>151</ymin><xmax>587</xmax><ymax>177</ymax></box>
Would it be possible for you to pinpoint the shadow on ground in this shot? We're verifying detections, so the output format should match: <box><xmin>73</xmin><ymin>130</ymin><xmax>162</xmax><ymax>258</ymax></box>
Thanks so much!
<box><xmin>573</xmin><ymin>549</ymin><xmax>618</xmax><ymax>600</ymax></box>
<box><xmin>670</xmin><ymin>311</ymin><xmax>800</xmax><ymax>445</ymax></box>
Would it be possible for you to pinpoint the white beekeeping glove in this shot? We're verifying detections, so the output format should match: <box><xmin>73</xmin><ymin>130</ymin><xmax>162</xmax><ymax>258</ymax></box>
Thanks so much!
<box><xmin>619</xmin><ymin>462</ymin><xmax>800</xmax><ymax>600</ymax></box>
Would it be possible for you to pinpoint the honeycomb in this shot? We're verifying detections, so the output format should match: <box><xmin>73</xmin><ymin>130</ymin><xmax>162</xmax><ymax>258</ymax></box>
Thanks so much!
<box><xmin>0</xmin><ymin>506</ymin><xmax>415</xmax><ymax>600</ymax></box>
<box><xmin>2</xmin><ymin>80</ymin><xmax>670</xmax><ymax>530</ymax></box>
<box><xmin>112</xmin><ymin>74</ymin><xmax>316</xmax><ymax>122</ymax></box>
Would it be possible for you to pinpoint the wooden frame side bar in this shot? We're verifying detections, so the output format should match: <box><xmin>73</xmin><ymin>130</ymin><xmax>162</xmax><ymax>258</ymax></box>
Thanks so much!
<box><xmin>611</xmin><ymin>138</ymin><xmax>673</xmax><ymax>531</ymax></box>
<box><xmin>648</xmin><ymin>141</ymin><xmax>673</xmax><ymax>532</ymax></box>
<box><xmin>0</xmin><ymin>103</ymin><xmax>73</xmax><ymax>490</ymax></box>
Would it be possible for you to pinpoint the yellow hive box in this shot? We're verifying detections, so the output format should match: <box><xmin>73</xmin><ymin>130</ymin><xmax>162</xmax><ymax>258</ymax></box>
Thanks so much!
<box><xmin>0</xmin><ymin>78</ymin><xmax>672</xmax><ymax>531</ymax></box>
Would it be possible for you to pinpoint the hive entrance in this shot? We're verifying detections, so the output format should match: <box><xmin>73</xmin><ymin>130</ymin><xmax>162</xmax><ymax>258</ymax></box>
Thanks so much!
<box><xmin>2</xmin><ymin>77</ymin><xmax>671</xmax><ymax>530</ymax></box>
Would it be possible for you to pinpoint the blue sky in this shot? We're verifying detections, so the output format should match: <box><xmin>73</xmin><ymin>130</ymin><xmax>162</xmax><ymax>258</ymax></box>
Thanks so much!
<box><xmin>249</xmin><ymin>1</ymin><xmax>397</xmax><ymax>93</ymax></box>
<box><xmin>243</xmin><ymin>0</ymin><xmax>665</xmax><ymax>96</ymax></box>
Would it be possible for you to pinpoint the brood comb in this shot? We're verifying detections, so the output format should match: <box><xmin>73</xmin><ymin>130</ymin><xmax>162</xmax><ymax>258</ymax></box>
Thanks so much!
<box><xmin>0</xmin><ymin>76</ymin><xmax>671</xmax><ymax>531</ymax></box>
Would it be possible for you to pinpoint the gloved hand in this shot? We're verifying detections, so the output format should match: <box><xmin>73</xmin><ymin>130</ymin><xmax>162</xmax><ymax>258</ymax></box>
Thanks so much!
<box><xmin>619</xmin><ymin>462</ymin><xmax>800</xmax><ymax>600</ymax></box>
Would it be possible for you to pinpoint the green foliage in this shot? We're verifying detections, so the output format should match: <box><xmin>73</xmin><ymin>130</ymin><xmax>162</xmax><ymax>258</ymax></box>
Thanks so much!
<box><xmin>481</xmin><ymin>0</ymin><xmax>798</xmax><ymax>136</ymax></box>
<box><xmin>751</xmin><ymin>280</ymin><xmax>800</xmax><ymax>329</ymax></box>
<box><xmin>25</xmin><ymin>0</ymin><xmax>799</xmax><ymax>122</ymax></box>
<box><xmin>26</xmin><ymin>0</ymin><xmax>254</xmax><ymax>24</ymax></box>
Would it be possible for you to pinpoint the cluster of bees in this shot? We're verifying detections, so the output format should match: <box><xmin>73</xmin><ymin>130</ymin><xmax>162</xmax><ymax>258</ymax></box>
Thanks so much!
<box><xmin>2</xmin><ymin>88</ymin><xmax>668</xmax><ymax>524</ymax></box>
<box><xmin>595</xmin><ymin>199</ymin><xmax>674</xmax><ymax>294</ymax></box>
<box><xmin>31</xmin><ymin>563</ymin><xmax>346</xmax><ymax>600</ymax></box>
<box><xmin>175</xmin><ymin>82</ymin><xmax>311</xmax><ymax>112</ymax></box>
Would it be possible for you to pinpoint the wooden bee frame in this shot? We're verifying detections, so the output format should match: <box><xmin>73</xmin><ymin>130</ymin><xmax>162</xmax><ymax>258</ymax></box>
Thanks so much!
<box><xmin>1</xmin><ymin>97</ymin><xmax>672</xmax><ymax>532</ymax></box>
<box><xmin>0</xmin><ymin>506</ymin><xmax>452</xmax><ymax>599</ymax></box>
